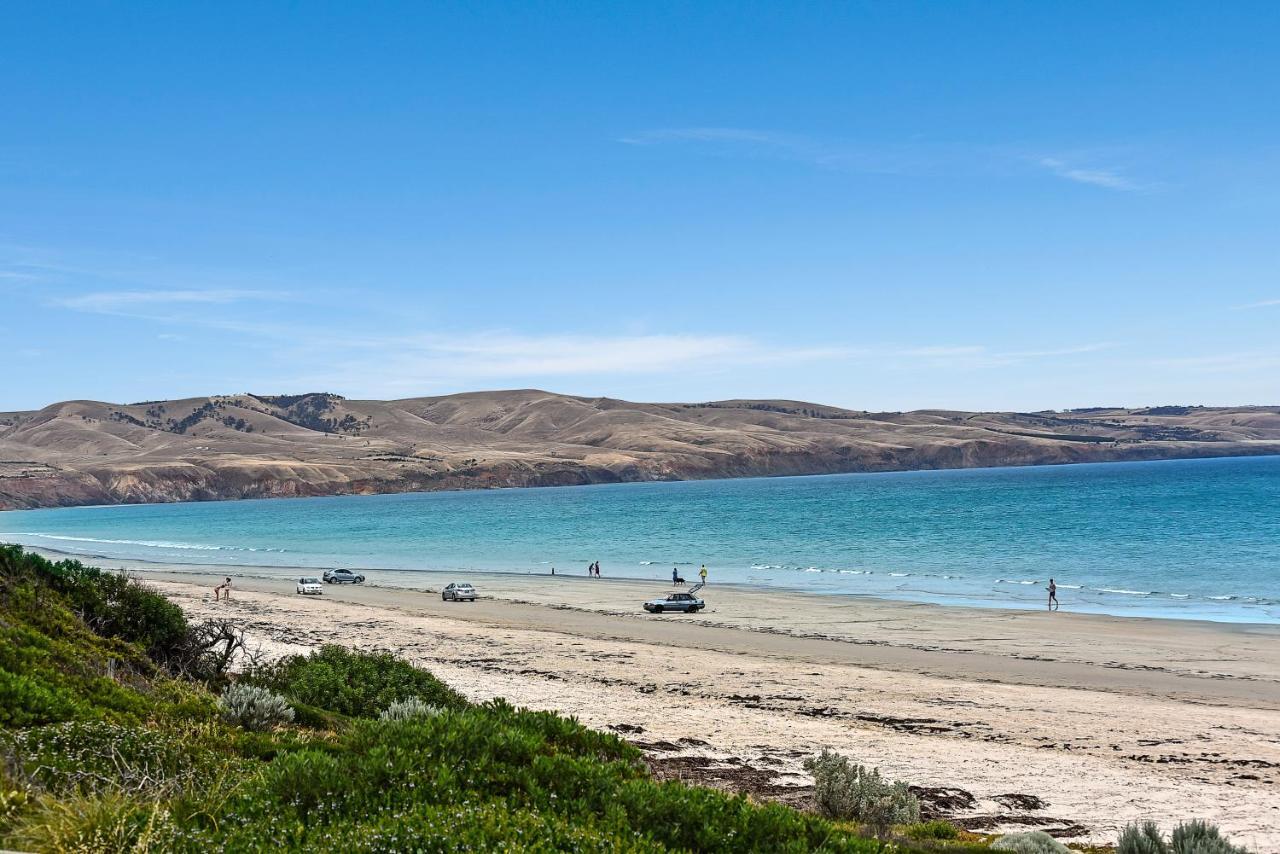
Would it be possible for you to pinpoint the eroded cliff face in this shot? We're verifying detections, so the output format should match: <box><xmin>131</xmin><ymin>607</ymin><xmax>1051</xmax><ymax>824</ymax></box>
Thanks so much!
<box><xmin>2</xmin><ymin>391</ymin><xmax>1278</xmax><ymax>510</ymax></box>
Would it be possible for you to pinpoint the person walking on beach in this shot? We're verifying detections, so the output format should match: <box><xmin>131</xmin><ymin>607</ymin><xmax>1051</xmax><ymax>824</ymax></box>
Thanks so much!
<box><xmin>214</xmin><ymin>576</ymin><xmax>232</xmax><ymax>601</ymax></box>
<box><xmin>699</xmin><ymin>565</ymin><xmax>708</xmax><ymax>585</ymax></box>
<box><xmin>595</xmin><ymin>561</ymin><xmax>602</xmax><ymax>578</ymax></box>
<box><xmin>672</xmin><ymin>567</ymin><xmax>680</xmax><ymax>585</ymax></box>
<box><xmin>1047</xmin><ymin>578</ymin><xmax>1059</xmax><ymax>611</ymax></box>
<box><xmin>587</xmin><ymin>562</ymin><xmax>593</xmax><ymax>577</ymax></box>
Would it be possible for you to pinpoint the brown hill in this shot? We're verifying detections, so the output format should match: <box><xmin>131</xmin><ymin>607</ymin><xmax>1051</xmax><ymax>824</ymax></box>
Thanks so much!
<box><xmin>1</xmin><ymin>390</ymin><xmax>1278</xmax><ymax>510</ymax></box>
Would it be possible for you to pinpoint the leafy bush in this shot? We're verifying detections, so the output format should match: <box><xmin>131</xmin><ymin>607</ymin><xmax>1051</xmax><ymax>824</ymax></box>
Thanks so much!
<box><xmin>245</xmin><ymin>644</ymin><xmax>466</xmax><ymax>717</ymax></box>
<box><xmin>3</xmin><ymin>722</ymin><xmax>196</xmax><ymax>795</ymax></box>
<box><xmin>1117</xmin><ymin>820</ymin><xmax>1252</xmax><ymax>854</ymax></box>
<box><xmin>2</xmin><ymin>546</ymin><xmax>189</xmax><ymax>663</ymax></box>
<box><xmin>906</xmin><ymin>819</ymin><xmax>960</xmax><ymax>840</ymax></box>
<box><xmin>1171</xmin><ymin>820</ymin><xmax>1250</xmax><ymax>854</ymax></box>
<box><xmin>379</xmin><ymin>696</ymin><xmax>443</xmax><ymax>722</ymax></box>
<box><xmin>1119</xmin><ymin>821</ymin><xmax>1170</xmax><ymax>854</ymax></box>
<box><xmin>217</xmin><ymin>683</ymin><xmax>294</xmax><ymax>731</ymax></box>
<box><xmin>991</xmin><ymin>830</ymin><xmax>1070</xmax><ymax>853</ymax></box>
<box><xmin>5</xmin><ymin>789</ymin><xmax>176</xmax><ymax>854</ymax></box>
<box><xmin>803</xmin><ymin>749</ymin><xmax>920</xmax><ymax>833</ymax></box>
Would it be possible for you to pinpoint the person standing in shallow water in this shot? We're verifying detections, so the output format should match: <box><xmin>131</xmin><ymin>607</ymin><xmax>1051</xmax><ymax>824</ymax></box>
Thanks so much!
<box><xmin>1048</xmin><ymin>578</ymin><xmax>1059</xmax><ymax>611</ymax></box>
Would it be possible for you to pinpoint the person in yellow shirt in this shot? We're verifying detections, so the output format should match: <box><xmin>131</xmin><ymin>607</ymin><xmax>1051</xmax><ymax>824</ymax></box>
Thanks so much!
<box><xmin>699</xmin><ymin>565</ymin><xmax>708</xmax><ymax>584</ymax></box>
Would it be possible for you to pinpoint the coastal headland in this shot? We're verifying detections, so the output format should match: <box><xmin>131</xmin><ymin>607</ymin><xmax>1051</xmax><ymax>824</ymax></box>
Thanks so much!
<box><xmin>4</xmin><ymin>390</ymin><xmax>1279</xmax><ymax>510</ymax></box>
<box><xmin>45</xmin><ymin>550</ymin><xmax>1280</xmax><ymax>848</ymax></box>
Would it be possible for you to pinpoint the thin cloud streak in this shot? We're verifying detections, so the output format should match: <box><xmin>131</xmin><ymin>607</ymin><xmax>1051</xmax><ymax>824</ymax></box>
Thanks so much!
<box><xmin>1037</xmin><ymin>157</ymin><xmax>1139</xmax><ymax>191</ymax></box>
<box><xmin>56</xmin><ymin>289</ymin><xmax>291</xmax><ymax>312</ymax></box>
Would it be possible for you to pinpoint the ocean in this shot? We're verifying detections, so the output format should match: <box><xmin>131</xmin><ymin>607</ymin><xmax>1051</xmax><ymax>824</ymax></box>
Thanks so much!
<box><xmin>2</xmin><ymin>455</ymin><xmax>1278</xmax><ymax>623</ymax></box>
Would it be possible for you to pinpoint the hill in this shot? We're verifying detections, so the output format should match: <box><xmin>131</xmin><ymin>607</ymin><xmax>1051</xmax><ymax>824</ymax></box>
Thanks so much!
<box><xmin>2</xmin><ymin>390</ymin><xmax>1279</xmax><ymax>510</ymax></box>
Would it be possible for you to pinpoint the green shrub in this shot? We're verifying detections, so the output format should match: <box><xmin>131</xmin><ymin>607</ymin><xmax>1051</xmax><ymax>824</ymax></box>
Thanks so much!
<box><xmin>217</xmin><ymin>684</ymin><xmax>294</xmax><ymax>731</ymax></box>
<box><xmin>1</xmin><ymin>546</ymin><xmax>189</xmax><ymax>663</ymax></box>
<box><xmin>1119</xmin><ymin>821</ymin><xmax>1169</xmax><ymax>854</ymax></box>
<box><xmin>906</xmin><ymin>819</ymin><xmax>960</xmax><ymax>840</ymax></box>
<box><xmin>379</xmin><ymin>696</ymin><xmax>443</xmax><ymax>722</ymax></box>
<box><xmin>245</xmin><ymin>645</ymin><xmax>466</xmax><ymax>717</ymax></box>
<box><xmin>1170</xmin><ymin>820</ymin><xmax>1250</xmax><ymax>854</ymax></box>
<box><xmin>1117</xmin><ymin>820</ymin><xmax>1252</xmax><ymax>854</ymax></box>
<box><xmin>802</xmin><ymin>749</ymin><xmax>920</xmax><ymax>833</ymax></box>
<box><xmin>5</xmin><ymin>789</ymin><xmax>176</xmax><ymax>854</ymax></box>
<box><xmin>4</xmin><ymin>721</ymin><xmax>196</xmax><ymax>796</ymax></box>
<box><xmin>991</xmin><ymin>830</ymin><xmax>1070</xmax><ymax>853</ymax></box>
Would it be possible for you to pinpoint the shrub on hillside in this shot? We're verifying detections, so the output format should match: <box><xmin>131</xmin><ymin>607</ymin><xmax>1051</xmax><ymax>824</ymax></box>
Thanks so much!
<box><xmin>802</xmin><ymin>749</ymin><xmax>920</xmax><ymax>834</ymax></box>
<box><xmin>1117</xmin><ymin>820</ymin><xmax>1252</xmax><ymax>854</ymax></box>
<box><xmin>217</xmin><ymin>684</ymin><xmax>294</xmax><ymax>731</ymax></box>
<box><xmin>379</xmin><ymin>697</ymin><xmax>443</xmax><ymax>722</ymax></box>
<box><xmin>1</xmin><ymin>546</ymin><xmax>189</xmax><ymax>663</ymax></box>
<box><xmin>245</xmin><ymin>645</ymin><xmax>465</xmax><ymax>717</ymax></box>
<box><xmin>991</xmin><ymin>830</ymin><xmax>1069</xmax><ymax>853</ymax></box>
<box><xmin>905</xmin><ymin>819</ymin><xmax>959</xmax><ymax>840</ymax></box>
<box><xmin>5</xmin><ymin>789</ymin><xmax>177</xmax><ymax>854</ymax></box>
<box><xmin>1170</xmin><ymin>820</ymin><xmax>1250</xmax><ymax>854</ymax></box>
<box><xmin>1119</xmin><ymin>821</ymin><xmax>1170</xmax><ymax>854</ymax></box>
<box><xmin>3</xmin><ymin>721</ymin><xmax>195</xmax><ymax>795</ymax></box>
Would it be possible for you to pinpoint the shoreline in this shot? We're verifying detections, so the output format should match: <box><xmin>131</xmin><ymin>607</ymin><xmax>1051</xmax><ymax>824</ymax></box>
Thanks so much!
<box><xmin>135</xmin><ymin>570</ymin><xmax>1280</xmax><ymax>847</ymax></box>
<box><xmin>13</xmin><ymin>538</ymin><xmax>1280</xmax><ymax>627</ymax></box>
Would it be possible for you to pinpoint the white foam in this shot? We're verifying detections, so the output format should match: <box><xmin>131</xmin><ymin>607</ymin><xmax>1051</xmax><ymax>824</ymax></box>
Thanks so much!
<box><xmin>10</xmin><ymin>532</ymin><xmax>272</xmax><ymax>552</ymax></box>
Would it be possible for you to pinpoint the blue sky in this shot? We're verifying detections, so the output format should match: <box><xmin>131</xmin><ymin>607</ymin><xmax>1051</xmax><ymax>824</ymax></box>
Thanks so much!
<box><xmin>3</xmin><ymin>2</ymin><xmax>1278</xmax><ymax>412</ymax></box>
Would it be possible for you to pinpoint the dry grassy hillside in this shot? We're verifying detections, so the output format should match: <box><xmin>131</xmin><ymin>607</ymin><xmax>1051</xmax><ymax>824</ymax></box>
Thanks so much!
<box><xmin>1</xmin><ymin>390</ymin><xmax>1278</xmax><ymax>510</ymax></box>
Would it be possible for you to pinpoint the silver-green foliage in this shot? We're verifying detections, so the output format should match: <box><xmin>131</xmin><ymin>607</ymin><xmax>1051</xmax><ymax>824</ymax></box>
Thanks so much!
<box><xmin>1118</xmin><ymin>820</ymin><xmax>1252</xmax><ymax>854</ymax></box>
<box><xmin>218</xmin><ymin>683</ymin><xmax>295</xmax><ymax>731</ymax></box>
<box><xmin>801</xmin><ymin>749</ymin><xmax>919</xmax><ymax>833</ymax></box>
<box><xmin>991</xmin><ymin>830</ymin><xmax>1070</xmax><ymax>854</ymax></box>
<box><xmin>1120</xmin><ymin>822</ymin><xmax>1170</xmax><ymax>854</ymax></box>
<box><xmin>379</xmin><ymin>697</ymin><xmax>444</xmax><ymax>722</ymax></box>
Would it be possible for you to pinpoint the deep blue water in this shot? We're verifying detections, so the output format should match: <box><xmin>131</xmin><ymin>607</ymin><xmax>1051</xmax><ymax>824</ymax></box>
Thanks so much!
<box><xmin>2</xmin><ymin>456</ymin><xmax>1278</xmax><ymax>622</ymax></box>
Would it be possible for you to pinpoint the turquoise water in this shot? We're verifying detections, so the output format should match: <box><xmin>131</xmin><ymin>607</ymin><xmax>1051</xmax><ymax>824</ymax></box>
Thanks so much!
<box><xmin>2</xmin><ymin>456</ymin><xmax>1278</xmax><ymax>623</ymax></box>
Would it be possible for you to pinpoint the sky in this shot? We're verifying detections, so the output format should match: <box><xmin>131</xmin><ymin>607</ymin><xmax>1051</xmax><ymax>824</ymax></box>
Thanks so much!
<box><xmin>2</xmin><ymin>2</ymin><xmax>1278</xmax><ymax>413</ymax></box>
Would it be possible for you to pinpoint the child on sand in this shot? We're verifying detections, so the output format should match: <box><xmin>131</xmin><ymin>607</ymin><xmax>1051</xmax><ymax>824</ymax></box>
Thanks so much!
<box><xmin>214</xmin><ymin>576</ymin><xmax>232</xmax><ymax>601</ymax></box>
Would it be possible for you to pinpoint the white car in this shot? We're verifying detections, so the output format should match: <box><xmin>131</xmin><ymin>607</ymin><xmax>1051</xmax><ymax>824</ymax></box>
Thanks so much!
<box><xmin>442</xmin><ymin>582</ymin><xmax>477</xmax><ymax>602</ymax></box>
<box><xmin>296</xmin><ymin>577</ymin><xmax>323</xmax><ymax>595</ymax></box>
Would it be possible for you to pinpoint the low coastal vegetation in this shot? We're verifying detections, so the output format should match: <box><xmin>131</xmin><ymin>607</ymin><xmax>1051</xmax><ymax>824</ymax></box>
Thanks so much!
<box><xmin>0</xmin><ymin>545</ymin><xmax>1254</xmax><ymax>852</ymax></box>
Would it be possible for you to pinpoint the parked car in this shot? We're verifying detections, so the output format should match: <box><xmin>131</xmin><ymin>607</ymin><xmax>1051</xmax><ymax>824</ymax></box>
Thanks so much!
<box><xmin>323</xmin><ymin>568</ymin><xmax>366</xmax><ymax>584</ymax></box>
<box><xmin>442</xmin><ymin>582</ymin><xmax>477</xmax><ymax>602</ymax></box>
<box><xmin>643</xmin><ymin>591</ymin><xmax>704</xmax><ymax>613</ymax></box>
<box><xmin>296</xmin><ymin>577</ymin><xmax>323</xmax><ymax>595</ymax></box>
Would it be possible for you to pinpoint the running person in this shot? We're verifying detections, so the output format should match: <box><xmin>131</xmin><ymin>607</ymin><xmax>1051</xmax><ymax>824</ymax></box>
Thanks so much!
<box><xmin>1047</xmin><ymin>578</ymin><xmax>1059</xmax><ymax>611</ymax></box>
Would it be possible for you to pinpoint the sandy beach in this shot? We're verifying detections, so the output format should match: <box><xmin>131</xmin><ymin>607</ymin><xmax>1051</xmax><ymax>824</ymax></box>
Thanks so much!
<box><xmin>35</xmin><ymin>550</ymin><xmax>1280</xmax><ymax>848</ymax></box>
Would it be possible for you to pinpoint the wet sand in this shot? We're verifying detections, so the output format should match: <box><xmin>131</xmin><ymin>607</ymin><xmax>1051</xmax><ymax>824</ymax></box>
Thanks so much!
<box><xmin>35</xmin><ymin>551</ymin><xmax>1280</xmax><ymax>847</ymax></box>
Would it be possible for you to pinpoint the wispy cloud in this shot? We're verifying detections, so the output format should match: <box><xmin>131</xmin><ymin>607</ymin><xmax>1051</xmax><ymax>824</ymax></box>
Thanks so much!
<box><xmin>1234</xmin><ymin>297</ymin><xmax>1280</xmax><ymax>309</ymax></box>
<box><xmin>282</xmin><ymin>332</ymin><xmax>849</xmax><ymax>394</ymax></box>
<box><xmin>1146</xmin><ymin>351</ymin><xmax>1280</xmax><ymax>373</ymax></box>
<box><xmin>622</xmin><ymin>128</ymin><xmax>1158</xmax><ymax>191</ymax></box>
<box><xmin>884</xmin><ymin>342</ymin><xmax>1114</xmax><ymax>367</ymax></box>
<box><xmin>57</xmin><ymin>289</ymin><xmax>289</xmax><ymax>313</ymax></box>
<box><xmin>620</xmin><ymin>127</ymin><xmax>920</xmax><ymax>175</ymax></box>
<box><xmin>1037</xmin><ymin>157</ymin><xmax>1140</xmax><ymax>191</ymax></box>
